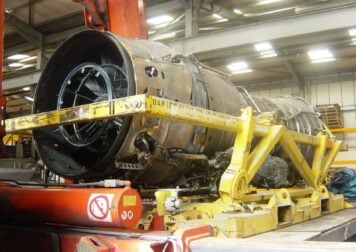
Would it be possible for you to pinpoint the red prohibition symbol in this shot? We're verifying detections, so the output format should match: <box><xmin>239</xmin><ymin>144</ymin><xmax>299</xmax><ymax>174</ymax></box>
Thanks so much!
<box><xmin>89</xmin><ymin>195</ymin><xmax>109</xmax><ymax>220</ymax></box>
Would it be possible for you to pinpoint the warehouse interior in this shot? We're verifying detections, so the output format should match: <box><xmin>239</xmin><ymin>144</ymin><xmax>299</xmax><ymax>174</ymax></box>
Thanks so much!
<box><xmin>1</xmin><ymin>0</ymin><xmax>356</xmax><ymax>251</ymax></box>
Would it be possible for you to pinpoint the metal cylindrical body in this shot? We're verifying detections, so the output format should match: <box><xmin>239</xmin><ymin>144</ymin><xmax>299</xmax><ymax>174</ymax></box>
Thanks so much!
<box><xmin>33</xmin><ymin>30</ymin><xmax>322</xmax><ymax>186</ymax></box>
<box><xmin>0</xmin><ymin>182</ymin><xmax>142</xmax><ymax>228</ymax></box>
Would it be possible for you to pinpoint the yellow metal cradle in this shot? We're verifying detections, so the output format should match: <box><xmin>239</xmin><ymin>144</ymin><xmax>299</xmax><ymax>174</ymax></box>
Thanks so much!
<box><xmin>5</xmin><ymin>94</ymin><xmax>350</xmax><ymax>238</ymax></box>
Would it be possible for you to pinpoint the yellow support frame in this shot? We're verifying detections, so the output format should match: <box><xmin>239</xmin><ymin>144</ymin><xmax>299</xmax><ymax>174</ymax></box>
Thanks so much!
<box><xmin>6</xmin><ymin>94</ymin><xmax>241</xmax><ymax>133</ymax></box>
<box><xmin>5</xmin><ymin>94</ymin><xmax>347</xmax><ymax>237</ymax></box>
<box><xmin>333</xmin><ymin>160</ymin><xmax>356</xmax><ymax>165</ymax></box>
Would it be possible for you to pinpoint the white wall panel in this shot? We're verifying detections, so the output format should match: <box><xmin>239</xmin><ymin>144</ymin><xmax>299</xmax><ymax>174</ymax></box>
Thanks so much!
<box><xmin>250</xmin><ymin>91</ymin><xmax>260</xmax><ymax>97</ymax></box>
<box><xmin>316</xmin><ymin>84</ymin><xmax>330</xmax><ymax>104</ymax></box>
<box><xmin>260</xmin><ymin>90</ymin><xmax>270</xmax><ymax>98</ymax></box>
<box><xmin>281</xmin><ymin>87</ymin><xmax>293</xmax><ymax>95</ymax></box>
<box><xmin>343</xmin><ymin>111</ymin><xmax>356</xmax><ymax>127</ymax></box>
<box><xmin>328</xmin><ymin>83</ymin><xmax>342</xmax><ymax>104</ymax></box>
<box><xmin>270</xmin><ymin>88</ymin><xmax>282</xmax><ymax>97</ymax></box>
<box><xmin>310</xmin><ymin>85</ymin><xmax>317</xmax><ymax>106</ymax></box>
<box><xmin>341</xmin><ymin>81</ymin><xmax>354</xmax><ymax>106</ymax></box>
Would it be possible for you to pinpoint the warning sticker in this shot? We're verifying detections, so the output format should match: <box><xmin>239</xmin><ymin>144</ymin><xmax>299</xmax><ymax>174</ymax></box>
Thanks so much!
<box><xmin>120</xmin><ymin>210</ymin><xmax>134</xmax><ymax>221</ymax></box>
<box><xmin>121</xmin><ymin>210</ymin><xmax>127</xmax><ymax>220</ymax></box>
<box><xmin>87</xmin><ymin>193</ymin><xmax>115</xmax><ymax>222</ymax></box>
<box><xmin>123</xmin><ymin>195</ymin><xmax>137</xmax><ymax>207</ymax></box>
<box><xmin>127</xmin><ymin>210</ymin><xmax>134</xmax><ymax>220</ymax></box>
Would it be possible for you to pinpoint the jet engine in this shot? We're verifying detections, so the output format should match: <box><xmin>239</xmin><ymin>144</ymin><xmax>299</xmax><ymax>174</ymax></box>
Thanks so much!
<box><xmin>33</xmin><ymin>30</ymin><xmax>322</xmax><ymax>188</ymax></box>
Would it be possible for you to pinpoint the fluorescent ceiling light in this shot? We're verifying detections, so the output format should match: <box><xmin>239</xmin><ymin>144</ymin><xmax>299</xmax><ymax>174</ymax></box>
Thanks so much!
<box><xmin>231</xmin><ymin>69</ymin><xmax>253</xmax><ymax>74</ymax></box>
<box><xmin>349</xmin><ymin>28</ymin><xmax>356</xmax><ymax>36</ymax></box>
<box><xmin>212</xmin><ymin>13</ymin><xmax>228</xmax><ymax>22</ymax></box>
<box><xmin>308</xmin><ymin>49</ymin><xmax>333</xmax><ymax>60</ymax></box>
<box><xmin>7</xmin><ymin>54</ymin><xmax>29</xmax><ymax>60</ymax></box>
<box><xmin>233</xmin><ymin>9</ymin><xmax>243</xmax><ymax>15</ymax></box>
<box><xmin>8</xmin><ymin>62</ymin><xmax>24</xmax><ymax>68</ymax></box>
<box><xmin>19</xmin><ymin>56</ymin><xmax>37</xmax><ymax>62</ymax></box>
<box><xmin>255</xmin><ymin>42</ymin><xmax>273</xmax><ymax>52</ymax></box>
<box><xmin>227</xmin><ymin>61</ymin><xmax>249</xmax><ymax>71</ymax></box>
<box><xmin>259</xmin><ymin>0</ymin><xmax>282</xmax><ymax>5</ymax></box>
<box><xmin>260</xmin><ymin>50</ymin><xmax>275</xmax><ymax>55</ymax></box>
<box><xmin>218</xmin><ymin>18</ymin><xmax>229</xmax><ymax>22</ymax></box>
<box><xmin>311</xmin><ymin>58</ymin><xmax>335</xmax><ymax>63</ymax></box>
<box><xmin>255</xmin><ymin>42</ymin><xmax>277</xmax><ymax>58</ymax></box>
<box><xmin>260</xmin><ymin>50</ymin><xmax>278</xmax><ymax>58</ymax></box>
<box><xmin>24</xmin><ymin>96</ymin><xmax>34</xmax><ymax>102</ymax></box>
<box><xmin>227</xmin><ymin>61</ymin><xmax>253</xmax><ymax>74</ymax></box>
<box><xmin>244</xmin><ymin>7</ymin><xmax>294</xmax><ymax>17</ymax></box>
<box><xmin>22</xmin><ymin>86</ymin><xmax>31</xmax><ymax>91</ymax></box>
<box><xmin>308</xmin><ymin>49</ymin><xmax>335</xmax><ymax>63</ymax></box>
<box><xmin>17</xmin><ymin>64</ymin><xmax>35</xmax><ymax>70</ymax></box>
<box><xmin>151</xmin><ymin>32</ymin><xmax>176</xmax><ymax>41</ymax></box>
<box><xmin>147</xmin><ymin>15</ymin><xmax>173</xmax><ymax>25</ymax></box>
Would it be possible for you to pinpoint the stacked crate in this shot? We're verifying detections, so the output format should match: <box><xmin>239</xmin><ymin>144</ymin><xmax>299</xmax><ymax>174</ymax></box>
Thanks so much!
<box><xmin>315</xmin><ymin>104</ymin><xmax>343</xmax><ymax>129</ymax></box>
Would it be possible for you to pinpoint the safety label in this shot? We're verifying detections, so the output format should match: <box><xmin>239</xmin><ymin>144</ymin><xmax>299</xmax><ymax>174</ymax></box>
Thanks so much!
<box><xmin>87</xmin><ymin>193</ymin><xmax>115</xmax><ymax>222</ymax></box>
<box><xmin>120</xmin><ymin>210</ymin><xmax>134</xmax><ymax>220</ymax></box>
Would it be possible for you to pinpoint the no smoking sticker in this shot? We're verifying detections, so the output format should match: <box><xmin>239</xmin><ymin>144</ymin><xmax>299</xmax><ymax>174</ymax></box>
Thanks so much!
<box><xmin>87</xmin><ymin>193</ymin><xmax>115</xmax><ymax>222</ymax></box>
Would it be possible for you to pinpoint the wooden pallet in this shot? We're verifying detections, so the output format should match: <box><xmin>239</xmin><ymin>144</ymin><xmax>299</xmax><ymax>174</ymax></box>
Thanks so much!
<box><xmin>315</xmin><ymin>104</ymin><xmax>343</xmax><ymax>129</ymax></box>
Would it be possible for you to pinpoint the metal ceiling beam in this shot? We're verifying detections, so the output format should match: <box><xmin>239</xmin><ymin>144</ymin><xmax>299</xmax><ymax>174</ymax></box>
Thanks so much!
<box><xmin>167</xmin><ymin>6</ymin><xmax>356</xmax><ymax>54</ymax></box>
<box><xmin>243</xmin><ymin>71</ymin><xmax>356</xmax><ymax>92</ymax></box>
<box><xmin>2</xmin><ymin>71</ymin><xmax>41</xmax><ymax>91</ymax></box>
<box><xmin>150</xmin><ymin>13</ymin><xmax>185</xmax><ymax>40</ymax></box>
<box><xmin>9</xmin><ymin>0</ymin><xmax>45</xmax><ymax>13</ymax></box>
<box><xmin>199</xmin><ymin>0</ymin><xmax>238</xmax><ymax>20</ymax></box>
<box><xmin>274</xmin><ymin>47</ymin><xmax>305</xmax><ymax>88</ymax></box>
<box><xmin>5</xmin><ymin>12</ymin><xmax>43</xmax><ymax>46</ymax></box>
<box><xmin>146</xmin><ymin>0</ymin><xmax>182</xmax><ymax>18</ymax></box>
<box><xmin>283</xmin><ymin>60</ymin><xmax>305</xmax><ymax>87</ymax></box>
<box><xmin>3</xmin><ymin>0</ymin><xmax>181</xmax><ymax>54</ymax></box>
<box><xmin>44</xmin><ymin>26</ymin><xmax>87</xmax><ymax>44</ymax></box>
<box><xmin>182</xmin><ymin>0</ymin><xmax>201</xmax><ymax>37</ymax></box>
<box><xmin>4</xmin><ymin>26</ymin><xmax>87</xmax><ymax>57</ymax></box>
<box><xmin>237</xmin><ymin>69</ymin><xmax>356</xmax><ymax>90</ymax></box>
<box><xmin>200</xmin><ymin>39</ymin><xmax>356</xmax><ymax>71</ymax></box>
